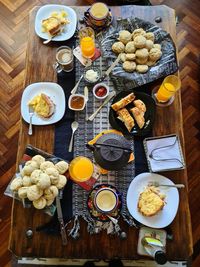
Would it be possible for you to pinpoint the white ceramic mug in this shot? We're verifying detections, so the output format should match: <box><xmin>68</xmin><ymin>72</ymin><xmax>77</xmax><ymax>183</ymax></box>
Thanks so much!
<box><xmin>94</xmin><ymin>187</ymin><xmax>118</xmax><ymax>213</ymax></box>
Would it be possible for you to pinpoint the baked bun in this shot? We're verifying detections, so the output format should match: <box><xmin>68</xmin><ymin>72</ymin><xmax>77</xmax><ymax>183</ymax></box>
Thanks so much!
<box><xmin>55</xmin><ymin>161</ymin><xmax>69</xmax><ymax>174</ymax></box>
<box><xmin>10</xmin><ymin>177</ymin><xmax>23</xmax><ymax>191</ymax></box>
<box><xmin>33</xmin><ymin>196</ymin><xmax>47</xmax><ymax>210</ymax></box>
<box><xmin>138</xmin><ymin>186</ymin><xmax>165</xmax><ymax>216</ymax></box>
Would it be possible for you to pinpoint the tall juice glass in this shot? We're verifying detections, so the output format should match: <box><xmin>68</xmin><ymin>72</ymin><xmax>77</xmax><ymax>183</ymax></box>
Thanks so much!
<box><xmin>79</xmin><ymin>27</ymin><xmax>95</xmax><ymax>58</ymax></box>
<box><xmin>69</xmin><ymin>156</ymin><xmax>94</xmax><ymax>183</ymax></box>
<box><xmin>156</xmin><ymin>75</ymin><xmax>181</xmax><ymax>102</ymax></box>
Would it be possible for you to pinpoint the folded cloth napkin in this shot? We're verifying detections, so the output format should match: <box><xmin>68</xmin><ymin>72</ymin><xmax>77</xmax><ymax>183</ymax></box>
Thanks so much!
<box><xmin>144</xmin><ymin>134</ymin><xmax>185</xmax><ymax>172</ymax></box>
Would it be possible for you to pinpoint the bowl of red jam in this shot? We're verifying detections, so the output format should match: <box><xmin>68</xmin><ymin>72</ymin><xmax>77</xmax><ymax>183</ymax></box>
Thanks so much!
<box><xmin>93</xmin><ymin>83</ymin><xmax>109</xmax><ymax>100</ymax></box>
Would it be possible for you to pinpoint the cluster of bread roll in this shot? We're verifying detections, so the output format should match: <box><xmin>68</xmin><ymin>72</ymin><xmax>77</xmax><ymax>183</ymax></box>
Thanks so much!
<box><xmin>112</xmin><ymin>28</ymin><xmax>162</xmax><ymax>73</ymax></box>
<box><xmin>10</xmin><ymin>155</ymin><xmax>68</xmax><ymax>209</ymax></box>
<box><xmin>111</xmin><ymin>93</ymin><xmax>146</xmax><ymax>132</ymax></box>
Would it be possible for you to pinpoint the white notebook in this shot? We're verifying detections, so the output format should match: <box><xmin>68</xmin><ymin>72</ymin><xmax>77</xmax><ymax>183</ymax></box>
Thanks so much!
<box><xmin>143</xmin><ymin>134</ymin><xmax>185</xmax><ymax>172</ymax></box>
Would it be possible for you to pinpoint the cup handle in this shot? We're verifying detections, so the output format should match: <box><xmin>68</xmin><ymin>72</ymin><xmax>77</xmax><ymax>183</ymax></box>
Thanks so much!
<box><xmin>84</xmin><ymin>11</ymin><xmax>90</xmax><ymax>17</ymax></box>
<box><xmin>53</xmin><ymin>62</ymin><xmax>63</xmax><ymax>73</ymax></box>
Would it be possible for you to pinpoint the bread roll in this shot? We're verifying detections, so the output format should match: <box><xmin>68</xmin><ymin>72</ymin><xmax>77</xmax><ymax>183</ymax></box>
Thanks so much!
<box><xmin>55</xmin><ymin>161</ymin><xmax>69</xmax><ymax>174</ymax></box>
<box><xmin>10</xmin><ymin>177</ymin><xmax>23</xmax><ymax>191</ymax></box>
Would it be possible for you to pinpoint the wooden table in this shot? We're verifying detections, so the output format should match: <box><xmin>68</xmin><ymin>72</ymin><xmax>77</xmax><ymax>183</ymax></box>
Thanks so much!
<box><xmin>9</xmin><ymin>4</ymin><xmax>193</xmax><ymax>261</ymax></box>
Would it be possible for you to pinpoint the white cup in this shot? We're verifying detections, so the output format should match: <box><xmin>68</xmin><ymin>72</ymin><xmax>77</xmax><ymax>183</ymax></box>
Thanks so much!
<box><xmin>94</xmin><ymin>187</ymin><xmax>118</xmax><ymax>213</ymax></box>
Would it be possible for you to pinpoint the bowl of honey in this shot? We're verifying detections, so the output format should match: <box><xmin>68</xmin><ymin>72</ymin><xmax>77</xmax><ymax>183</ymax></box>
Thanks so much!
<box><xmin>68</xmin><ymin>94</ymin><xmax>86</xmax><ymax>111</ymax></box>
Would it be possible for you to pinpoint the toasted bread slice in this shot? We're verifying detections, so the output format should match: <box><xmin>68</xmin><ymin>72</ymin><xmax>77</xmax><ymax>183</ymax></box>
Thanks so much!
<box><xmin>111</xmin><ymin>93</ymin><xmax>135</xmax><ymax>111</ymax></box>
<box><xmin>42</xmin><ymin>17</ymin><xmax>61</xmax><ymax>36</ymax></box>
<box><xmin>138</xmin><ymin>186</ymin><xmax>165</xmax><ymax>217</ymax></box>
<box><xmin>130</xmin><ymin>107</ymin><xmax>145</xmax><ymax>129</ymax></box>
<box><xmin>117</xmin><ymin>108</ymin><xmax>135</xmax><ymax>132</ymax></box>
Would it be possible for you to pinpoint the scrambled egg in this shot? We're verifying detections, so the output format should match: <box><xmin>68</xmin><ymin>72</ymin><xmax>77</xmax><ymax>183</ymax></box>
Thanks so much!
<box><xmin>29</xmin><ymin>94</ymin><xmax>50</xmax><ymax>118</ymax></box>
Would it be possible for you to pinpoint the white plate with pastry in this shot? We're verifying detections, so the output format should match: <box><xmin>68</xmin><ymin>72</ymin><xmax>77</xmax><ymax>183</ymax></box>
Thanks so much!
<box><xmin>35</xmin><ymin>4</ymin><xmax>77</xmax><ymax>41</ymax></box>
<box><xmin>109</xmin><ymin>89</ymin><xmax>155</xmax><ymax>136</ymax></box>
<box><xmin>127</xmin><ymin>172</ymin><xmax>179</xmax><ymax>228</ymax></box>
<box><xmin>21</xmin><ymin>82</ymin><xmax>65</xmax><ymax>125</ymax></box>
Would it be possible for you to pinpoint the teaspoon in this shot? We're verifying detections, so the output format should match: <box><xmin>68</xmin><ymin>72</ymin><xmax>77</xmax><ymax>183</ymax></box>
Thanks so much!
<box><xmin>68</xmin><ymin>121</ymin><xmax>79</xmax><ymax>152</ymax></box>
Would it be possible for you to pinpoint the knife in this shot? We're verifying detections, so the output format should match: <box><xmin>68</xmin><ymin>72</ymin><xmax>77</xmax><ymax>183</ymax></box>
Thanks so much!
<box><xmin>56</xmin><ymin>196</ymin><xmax>68</xmax><ymax>246</ymax></box>
<box><xmin>84</xmin><ymin>86</ymin><xmax>89</xmax><ymax>121</ymax></box>
<box><xmin>87</xmin><ymin>91</ymin><xmax>116</xmax><ymax>121</ymax></box>
<box><xmin>99</xmin><ymin>54</ymin><xmax>121</xmax><ymax>82</ymax></box>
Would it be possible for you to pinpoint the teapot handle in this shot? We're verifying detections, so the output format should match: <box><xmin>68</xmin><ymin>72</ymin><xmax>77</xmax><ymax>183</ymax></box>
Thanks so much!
<box><xmin>86</xmin><ymin>144</ymin><xmax>95</xmax><ymax>151</ymax></box>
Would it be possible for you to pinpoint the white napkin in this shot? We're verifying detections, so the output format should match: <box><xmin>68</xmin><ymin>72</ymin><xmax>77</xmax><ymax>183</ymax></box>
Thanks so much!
<box><xmin>145</xmin><ymin>135</ymin><xmax>185</xmax><ymax>172</ymax></box>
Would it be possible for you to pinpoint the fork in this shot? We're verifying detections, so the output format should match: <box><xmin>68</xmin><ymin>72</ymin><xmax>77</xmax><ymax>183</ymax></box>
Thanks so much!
<box><xmin>149</xmin><ymin>181</ymin><xmax>185</xmax><ymax>188</ymax></box>
<box><xmin>28</xmin><ymin>106</ymin><xmax>34</xmax><ymax>135</ymax></box>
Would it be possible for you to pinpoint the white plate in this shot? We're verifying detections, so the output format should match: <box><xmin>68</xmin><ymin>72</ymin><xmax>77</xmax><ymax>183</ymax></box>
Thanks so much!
<box><xmin>21</xmin><ymin>82</ymin><xmax>65</xmax><ymax>125</ymax></box>
<box><xmin>127</xmin><ymin>172</ymin><xmax>179</xmax><ymax>228</ymax></box>
<box><xmin>35</xmin><ymin>4</ymin><xmax>77</xmax><ymax>41</ymax></box>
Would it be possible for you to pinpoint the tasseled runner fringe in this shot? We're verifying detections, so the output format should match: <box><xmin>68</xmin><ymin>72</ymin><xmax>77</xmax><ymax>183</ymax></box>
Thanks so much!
<box><xmin>68</xmin><ymin>215</ymin><xmax>80</xmax><ymax>239</ymax></box>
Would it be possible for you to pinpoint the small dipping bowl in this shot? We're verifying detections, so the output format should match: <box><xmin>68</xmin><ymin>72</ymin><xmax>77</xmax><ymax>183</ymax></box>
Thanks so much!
<box><xmin>94</xmin><ymin>187</ymin><xmax>119</xmax><ymax>214</ymax></box>
<box><xmin>68</xmin><ymin>94</ymin><xmax>86</xmax><ymax>111</ymax></box>
<box><xmin>84</xmin><ymin>66</ymin><xmax>101</xmax><ymax>85</ymax></box>
<box><xmin>93</xmin><ymin>82</ymin><xmax>109</xmax><ymax>100</ymax></box>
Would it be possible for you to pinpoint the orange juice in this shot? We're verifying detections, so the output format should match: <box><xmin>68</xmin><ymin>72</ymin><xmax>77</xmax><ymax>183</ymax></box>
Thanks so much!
<box><xmin>69</xmin><ymin>156</ymin><xmax>94</xmax><ymax>182</ymax></box>
<box><xmin>156</xmin><ymin>82</ymin><xmax>176</xmax><ymax>102</ymax></box>
<box><xmin>156</xmin><ymin>75</ymin><xmax>181</xmax><ymax>102</ymax></box>
<box><xmin>80</xmin><ymin>36</ymin><xmax>95</xmax><ymax>58</ymax></box>
<box><xmin>79</xmin><ymin>27</ymin><xmax>95</xmax><ymax>58</ymax></box>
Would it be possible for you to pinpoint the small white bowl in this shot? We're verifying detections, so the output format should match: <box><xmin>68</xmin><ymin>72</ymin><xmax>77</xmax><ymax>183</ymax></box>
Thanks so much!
<box><xmin>93</xmin><ymin>83</ymin><xmax>109</xmax><ymax>100</ymax></box>
<box><xmin>68</xmin><ymin>94</ymin><xmax>86</xmax><ymax>111</ymax></box>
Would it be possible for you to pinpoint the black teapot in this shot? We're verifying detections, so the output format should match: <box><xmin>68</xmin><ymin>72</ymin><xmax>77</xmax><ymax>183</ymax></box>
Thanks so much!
<box><xmin>87</xmin><ymin>133</ymin><xmax>132</xmax><ymax>170</ymax></box>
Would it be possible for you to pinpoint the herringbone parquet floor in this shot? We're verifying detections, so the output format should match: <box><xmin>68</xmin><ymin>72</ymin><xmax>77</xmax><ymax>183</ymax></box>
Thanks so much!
<box><xmin>0</xmin><ymin>0</ymin><xmax>199</xmax><ymax>266</ymax></box>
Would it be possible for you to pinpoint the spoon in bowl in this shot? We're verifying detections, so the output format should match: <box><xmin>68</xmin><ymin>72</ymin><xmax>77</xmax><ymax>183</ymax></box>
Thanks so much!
<box><xmin>68</xmin><ymin>121</ymin><xmax>79</xmax><ymax>152</ymax></box>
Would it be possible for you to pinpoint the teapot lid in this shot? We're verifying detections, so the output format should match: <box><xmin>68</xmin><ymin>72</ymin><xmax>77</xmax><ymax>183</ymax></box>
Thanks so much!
<box><xmin>95</xmin><ymin>133</ymin><xmax>132</xmax><ymax>170</ymax></box>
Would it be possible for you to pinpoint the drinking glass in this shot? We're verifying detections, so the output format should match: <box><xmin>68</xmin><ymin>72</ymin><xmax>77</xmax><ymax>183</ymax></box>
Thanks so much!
<box><xmin>79</xmin><ymin>27</ymin><xmax>95</xmax><ymax>59</ymax></box>
<box><xmin>155</xmin><ymin>75</ymin><xmax>181</xmax><ymax>103</ymax></box>
<box><xmin>54</xmin><ymin>46</ymin><xmax>74</xmax><ymax>73</ymax></box>
<box><xmin>69</xmin><ymin>156</ymin><xmax>94</xmax><ymax>182</ymax></box>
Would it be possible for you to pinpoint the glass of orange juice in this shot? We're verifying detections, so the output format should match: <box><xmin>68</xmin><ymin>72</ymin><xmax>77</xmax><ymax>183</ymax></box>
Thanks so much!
<box><xmin>79</xmin><ymin>27</ymin><xmax>95</xmax><ymax>59</ymax></box>
<box><xmin>156</xmin><ymin>75</ymin><xmax>181</xmax><ymax>103</ymax></box>
<box><xmin>69</xmin><ymin>156</ymin><xmax>94</xmax><ymax>183</ymax></box>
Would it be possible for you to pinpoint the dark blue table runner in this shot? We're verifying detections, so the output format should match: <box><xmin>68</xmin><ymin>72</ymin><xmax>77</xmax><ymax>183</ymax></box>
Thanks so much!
<box><xmin>37</xmin><ymin>51</ymin><xmax>150</xmax><ymax>235</ymax></box>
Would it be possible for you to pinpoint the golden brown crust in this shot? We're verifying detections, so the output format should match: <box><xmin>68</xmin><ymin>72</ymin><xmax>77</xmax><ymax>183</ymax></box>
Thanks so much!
<box><xmin>133</xmin><ymin>99</ymin><xmax>146</xmax><ymax>114</ymax></box>
<box><xmin>117</xmin><ymin>108</ymin><xmax>135</xmax><ymax>132</ymax></box>
<box><xmin>40</xmin><ymin>94</ymin><xmax>55</xmax><ymax>118</ymax></box>
<box><xmin>130</xmin><ymin>107</ymin><xmax>145</xmax><ymax>129</ymax></box>
<box><xmin>138</xmin><ymin>186</ymin><xmax>165</xmax><ymax>216</ymax></box>
<box><xmin>111</xmin><ymin>93</ymin><xmax>135</xmax><ymax>111</ymax></box>
<box><xmin>42</xmin><ymin>17</ymin><xmax>61</xmax><ymax>36</ymax></box>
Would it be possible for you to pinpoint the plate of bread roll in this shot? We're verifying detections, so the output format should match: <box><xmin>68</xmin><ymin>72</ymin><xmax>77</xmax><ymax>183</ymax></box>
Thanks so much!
<box><xmin>109</xmin><ymin>90</ymin><xmax>155</xmax><ymax>136</ymax></box>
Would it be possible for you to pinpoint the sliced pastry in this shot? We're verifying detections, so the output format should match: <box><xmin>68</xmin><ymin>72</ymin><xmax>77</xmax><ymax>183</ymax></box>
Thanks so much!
<box><xmin>42</xmin><ymin>17</ymin><xmax>61</xmax><ymax>36</ymax></box>
<box><xmin>133</xmin><ymin>99</ymin><xmax>146</xmax><ymax>114</ymax></box>
<box><xmin>130</xmin><ymin>107</ymin><xmax>145</xmax><ymax>129</ymax></box>
<box><xmin>117</xmin><ymin>108</ymin><xmax>135</xmax><ymax>132</ymax></box>
<box><xmin>138</xmin><ymin>186</ymin><xmax>165</xmax><ymax>217</ymax></box>
<box><xmin>111</xmin><ymin>93</ymin><xmax>135</xmax><ymax>111</ymax></box>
